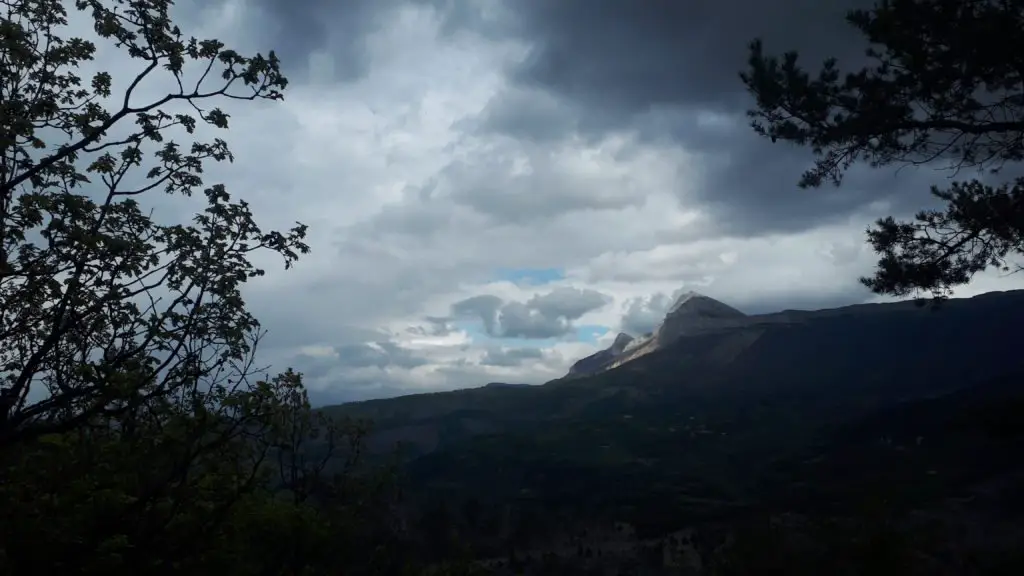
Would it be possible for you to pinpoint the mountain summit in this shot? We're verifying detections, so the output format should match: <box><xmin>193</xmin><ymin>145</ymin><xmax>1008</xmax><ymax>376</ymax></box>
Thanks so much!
<box><xmin>609</xmin><ymin>332</ymin><xmax>635</xmax><ymax>354</ymax></box>
<box><xmin>658</xmin><ymin>291</ymin><xmax>747</xmax><ymax>342</ymax></box>
<box><xmin>563</xmin><ymin>290</ymin><xmax>750</xmax><ymax>378</ymax></box>
<box><xmin>666</xmin><ymin>290</ymin><xmax>745</xmax><ymax>318</ymax></box>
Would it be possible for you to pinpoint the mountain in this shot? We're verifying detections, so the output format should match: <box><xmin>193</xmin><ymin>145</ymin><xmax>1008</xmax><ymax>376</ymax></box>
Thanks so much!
<box><xmin>598</xmin><ymin>291</ymin><xmax>754</xmax><ymax>373</ymax></box>
<box><xmin>658</xmin><ymin>290</ymin><xmax>748</xmax><ymax>338</ymax></box>
<box><xmin>567</xmin><ymin>291</ymin><xmax>751</xmax><ymax>378</ymax></box>
<box><xmin>322</xmin><ymin>290</ymin><xmax>1024</xmax><ymax>568</ymax></box>
<box><xmin>566</xmin><ymin>332</ymin><xmax>635</xmax><ymax>377</ymax></box>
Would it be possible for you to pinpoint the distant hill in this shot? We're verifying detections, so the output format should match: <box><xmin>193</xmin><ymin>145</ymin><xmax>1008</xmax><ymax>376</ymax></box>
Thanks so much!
<box><xmin>483</xmin><ymin>382</ymin><xmax>531</xmax><ymax>389</ymax></box>
<box><xmin>321</xmin><ymin>290</ymin><xmax>1024</xmax><ymax>559</ymax></box>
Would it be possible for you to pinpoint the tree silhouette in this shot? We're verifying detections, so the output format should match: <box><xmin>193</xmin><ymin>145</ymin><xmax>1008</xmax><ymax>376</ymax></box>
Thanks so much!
<box><xmin>741</xmin><ymin>0</ymin><xmax>1024</xmax><ymax>300</ymax></box>
<box><xmin>0</xmin><ymin>1</ymin><xmax>409</xmax><ymax>574</ymax></box>
<box><xmin>0</xmin><ymin>0</ymin><xmax>306</xmax><ymax>445</ymax></box>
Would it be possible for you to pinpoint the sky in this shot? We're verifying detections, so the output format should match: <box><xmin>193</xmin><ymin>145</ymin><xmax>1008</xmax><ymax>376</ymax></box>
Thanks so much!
<box><xmin>80</xmin><ymin>0</ymin><xmax>1024</xmax><ymax>404</ymax></box>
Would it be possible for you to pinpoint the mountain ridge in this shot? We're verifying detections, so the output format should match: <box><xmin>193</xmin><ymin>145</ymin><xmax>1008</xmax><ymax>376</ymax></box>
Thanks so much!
<box><xmin>565</xmin><ymin>290</ymin><xmax>1018</xmax><ymax>378</ymax></box>
<box><xmin>318</xmin><ymin>289</ymin><xmax>1024</xmax><ymax>567</ymax></box>
<box><xmin>566</xmin><ymin>332</ymin><xmax>636</xmax><ymax>377</ymax></box>
<box><xmin>566</xmin><ymin>290</ymin><xmax>754</xmax><ymax>378</ymax></box>
<box><xmin>328</xmin><ymin>289</ymin><xmax>1024</xmax><ymax>432</ymax></box>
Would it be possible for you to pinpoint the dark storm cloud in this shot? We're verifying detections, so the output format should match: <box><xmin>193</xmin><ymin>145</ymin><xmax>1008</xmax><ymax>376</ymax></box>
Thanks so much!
<box><xmin>451</xmin><ymin>0</ymin><xmax>957</xmax><ymax>236</ymax></box>
<box><xmin>451</xmin><ymin>294</ymin><xmax>504</xmax><ymax>335</ymax></box>
<box><xmin>462</xmin><ymin>86</ymin><xmax>580</xmax><ymax>142</ymax></box>
<box><xmin>450</xmin><ymin>287</ymin><xmax>611</xmax><ymax>339</ymax></box>
<box><xmin>494</xmin><ymin>301</ymin><xmax>567</xmax><ymax>338</ymax></box>
<box><xmin>239</xmin><ymin>0</ymin><xmax>498</xmax><ymax>83</ymax></box>
<box><xmin>526</xmin><ymin>287</ymin><xmax>610</xmax><ymax>322</ymax></box>
<box><xmin>638</xmin><ymin>110</ymin><xmax>949</xmax><ymax>237</ymax></box>
<box><xmin>496</xmin><ymin>0</ymin><xmax>875</xmax><ymax>114</ymax></box>
<box><xmin>240</xmin><ymin>0</ymin><xmax>405</xmax><ymax>82</ymax></box>
<box><xmin>237</xmin><ymin>0</ymin><xmax>951</xmax><ymax>236</ymax></box>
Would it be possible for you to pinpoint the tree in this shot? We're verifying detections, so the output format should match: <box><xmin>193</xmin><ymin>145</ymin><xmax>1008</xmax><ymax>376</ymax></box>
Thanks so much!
<box><xmin>0</xmin><ymin>0</ymin><xmax>290</xmax><ymax>554</ymax></box>
<box><xmin>0</xmin><ymin>0</ymin><xmax>307</xmax><ymax>444</ymax></box>
<box><xmin>0</xmin><ymin>1</ymin><xmax>421</xmax><ymax>574</ymax></box>
<box><xmin>741</xmin><ymin>0</ymin><xmax>1024</xmax><ymax>300</ymax></box>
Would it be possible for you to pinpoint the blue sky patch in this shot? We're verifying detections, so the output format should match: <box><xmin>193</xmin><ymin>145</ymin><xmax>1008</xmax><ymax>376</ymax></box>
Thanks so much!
<box><xmin>574</xmin><ymin>324</ymin><xmax>609</xmax><ymax>344</ymax></box>
<box><xmin>494</xmin><ymin>267</ymin><xmax>565</xmax><ymax>285</ymax></box>
<box><xmin>453</xmin><ymin>320</ymin><xmax>490</xmax><ymax>340</ymax></box>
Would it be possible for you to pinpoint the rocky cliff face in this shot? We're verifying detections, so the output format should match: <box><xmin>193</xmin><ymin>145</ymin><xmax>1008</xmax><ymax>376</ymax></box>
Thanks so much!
<box><xmin>609</xmin><ymin>332</ymin><xmax>635</xmax><ymax>354</ymax></box>
<box><xmin>564</xmin><ymin>289</ymin><xmax>985</xmax><ymax>379</ymax></box>
<box><xmin>598</xmin><ymin>291</ymin><xmax>753</xmax><ymax>373</ymax></box>
<box><xmin>657</xmin><ymin>291</ymin><xmax>748</xmax><ymax>341</ymax></box>
<box><xmin>566</xmin><ymin>332</ymin><xmax>635</xmax><ymax>377</ymax></box>
<box><xmin>565</xmin><ymin>291</ymin><xmax>787</xmax><ymax>377</ymax></box>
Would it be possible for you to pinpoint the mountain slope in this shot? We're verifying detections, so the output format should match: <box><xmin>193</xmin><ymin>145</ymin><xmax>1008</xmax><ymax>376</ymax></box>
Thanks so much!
<box><xmin>566</xmin><ymin>332</ymin><xmax>634</xmax><ymax>377</ymax></box>
<box><xmin>330</xmin><ymin>290</ymin><xmax>1023</xmax><ymax>444</ymax></box>
<box><xmin>605</xmin><ymin>291</ymin><xmax>780</xmax><ymax>373</ymax></box>
<box><xmin>322</xmin><ymin>290</ymin><xmax>1024</xmax><ymax>550</ymax></box>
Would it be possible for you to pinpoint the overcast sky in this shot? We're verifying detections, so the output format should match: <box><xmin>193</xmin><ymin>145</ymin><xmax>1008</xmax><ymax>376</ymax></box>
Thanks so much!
<box><xmin>86</xmin><ymin>0</ymin><xmax>1024</xmax><ymax>404</ymax></box>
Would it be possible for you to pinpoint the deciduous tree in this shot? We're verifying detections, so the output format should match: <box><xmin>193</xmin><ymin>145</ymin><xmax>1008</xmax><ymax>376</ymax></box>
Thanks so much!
<box><xmin>0</xmin><ymin>0</ymin><xmax>307</xmax><ymax>443</ymax></box>
<box><xmin>0</xmin><ymin>1</ymin><xmax>411</xmax><ymax>574</ymax></box>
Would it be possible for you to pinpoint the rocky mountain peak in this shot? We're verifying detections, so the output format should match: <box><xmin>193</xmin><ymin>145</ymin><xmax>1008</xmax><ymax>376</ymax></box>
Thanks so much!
<box><xmin>666</xmin><ymin>290</ymin><xmax>746</xmax><ymax>319</ymax></box>
<box><xmin>610</xmin><ymin>332</ymin><xmax>634</xmax><ymax>354</ymax></box>
<box><xmin>656</xmin><ymin>291</ymin><xmax>748</xmax><ymax>344</ymax></box>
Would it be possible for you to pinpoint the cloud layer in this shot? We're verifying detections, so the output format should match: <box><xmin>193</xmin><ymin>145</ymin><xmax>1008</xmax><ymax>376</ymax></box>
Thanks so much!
<box><xmin>82</xmin><ymin>0</ymin><xmax>1024</xmax><ymax>404</ymax></box>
